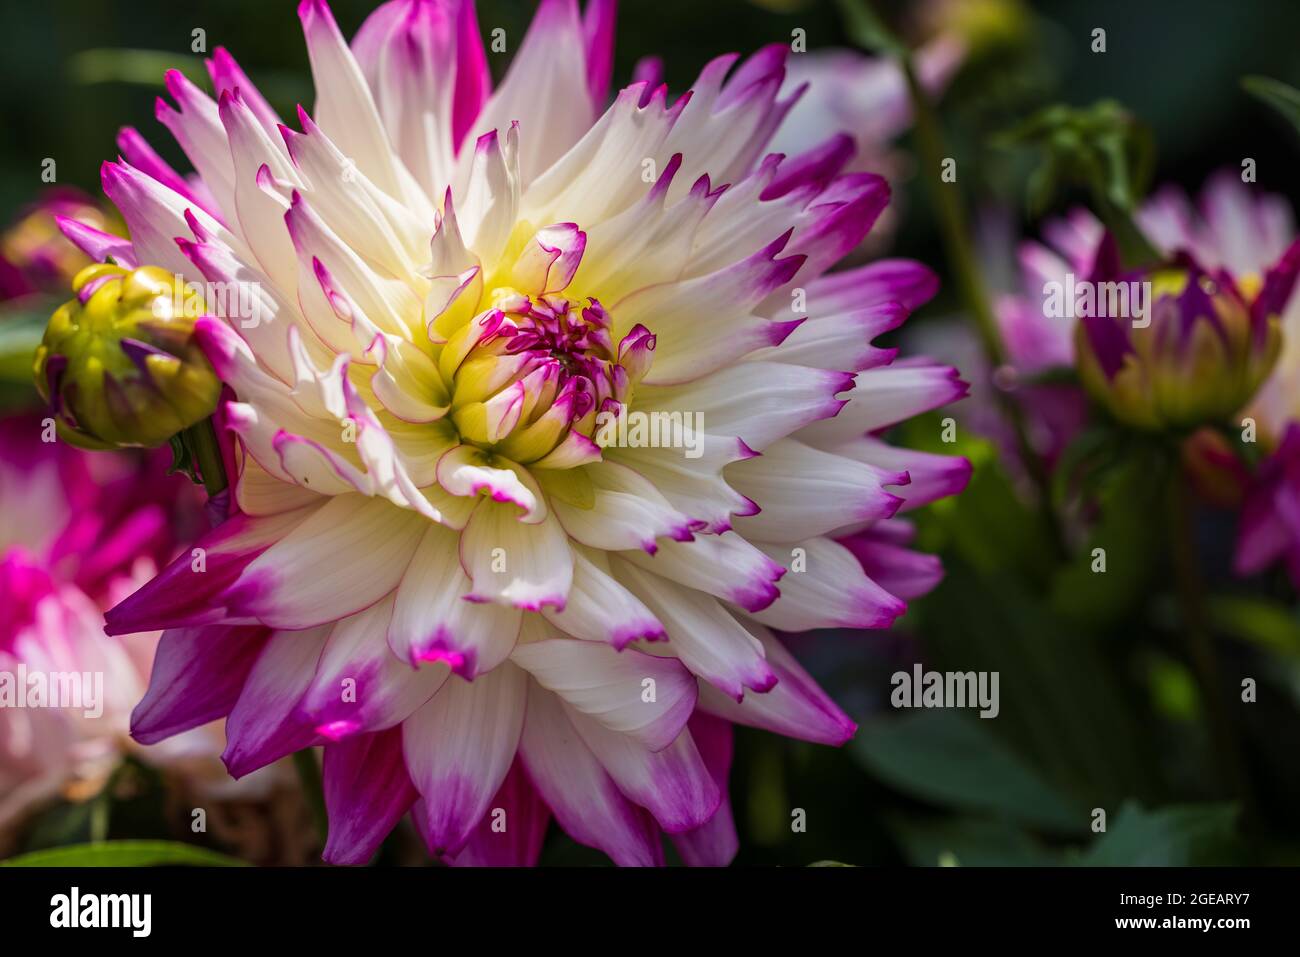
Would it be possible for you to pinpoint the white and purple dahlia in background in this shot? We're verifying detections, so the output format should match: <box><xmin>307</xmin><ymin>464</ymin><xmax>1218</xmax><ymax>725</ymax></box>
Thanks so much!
<box><xmin>65</xmin><ymin>0</ymin><xmax>972</xmax><ymax>865</ymax></box>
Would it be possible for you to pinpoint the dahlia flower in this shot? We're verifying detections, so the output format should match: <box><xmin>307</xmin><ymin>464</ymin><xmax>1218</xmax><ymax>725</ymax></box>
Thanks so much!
<box><xmin>1073</xmin><ymin>236</ymin><xmax>1286</xmax><ymax>432</ymax></box>
<box><xmin>80</xmin><ymin>0</ymin><xmax>970</xmax><ymax>865</ymax></box>
<box><xmin>0</xmin><ymin>188</ymin><xmax>119</xmax><ymax>299</ymax></box>
<box><xmin>1003</xmin><ymin>174</ymin><xmax>1300</xmax><ymax>431</ymax></box>
<box><xmin>0</xmin><ymin>415</ymin><xmax>233</xmax><ymax>839</ymax></box>
<box><xmin>769</xmin><ymin>36</ymin><xmax>964</xmax><ymax>183</ymax></box>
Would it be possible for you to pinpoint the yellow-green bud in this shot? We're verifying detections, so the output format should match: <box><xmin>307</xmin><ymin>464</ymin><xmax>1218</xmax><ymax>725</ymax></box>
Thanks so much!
<box><xmin>33</xmin><ymin>263</ymin><xmax>221</xmax><ymax>449</ymax></box>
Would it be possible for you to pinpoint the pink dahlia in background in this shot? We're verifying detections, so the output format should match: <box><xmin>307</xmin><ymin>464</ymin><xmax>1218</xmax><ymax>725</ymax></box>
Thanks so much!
<box><xmin>0</xmin><ymin>415</ymin><xmax>239</xmax><ymax>840</ymax></box>
<box><xmin>74</xmin><ymin>0</ymin><xmax>970</xmax><ymax>865</ymax></box>
<box><xmin>0</xmin><ymin>189</ymin><xmax>121</xmax><ymax>299</ymax></box>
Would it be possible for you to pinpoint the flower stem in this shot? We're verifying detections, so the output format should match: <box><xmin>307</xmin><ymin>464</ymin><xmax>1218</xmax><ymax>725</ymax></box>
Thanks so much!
<box><xmin>1166</xmin><ymin>466</ymin><xmax>1254</xmax><ymax>815</ymax></box>
<box><xmin>182</xmin><ymin>417</ymin><xmax>228</xmax><ymax>498</ymax></box>
<box><xmin>293</xmin><ymin>748</ymin><xmax>329</xmax><ymax>845</ymax></box>
<box><xmin>899</xmin><ymin>59</ymin><xmax>1066</xmax><ymax>556</ymax></box>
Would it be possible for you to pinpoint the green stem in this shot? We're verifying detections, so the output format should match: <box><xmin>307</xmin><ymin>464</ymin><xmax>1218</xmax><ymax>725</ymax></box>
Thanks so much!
<box><xmin>293</xmin><ymin>748</ymin><xmax>329</xmax><ymax>845</ymax></box>
<box><xmin>901</xmin><ymin>59</ymin><xmax>1066</xmax><ymax>556</ymax></box>
<box><xmin>1166</xmin><ymin>466</ymin><xmax>1254</xmax><ymax>816</ymax></box>
<box><xmin>182</xmin><ymin>417</ymin><xmax>228</xmax><ymax>498</ymax></box>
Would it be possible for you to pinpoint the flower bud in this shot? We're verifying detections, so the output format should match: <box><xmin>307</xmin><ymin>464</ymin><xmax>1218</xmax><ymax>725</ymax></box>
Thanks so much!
<box><xmin>33</xmin><ymin>263</ymin><xmax>221</xmax><ymax>448</ymax></box>
<box><xmin>1075</xmin><ymin>239</ymin><xmax>1289</xmax><ymax>432</ymax></box>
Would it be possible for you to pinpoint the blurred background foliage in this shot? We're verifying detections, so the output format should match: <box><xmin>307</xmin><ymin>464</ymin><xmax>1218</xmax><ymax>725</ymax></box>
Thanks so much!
<box><xmin>3</xmin><ymin>0</ymin><xmax>1300</xmax><ymax>866</ymax></box>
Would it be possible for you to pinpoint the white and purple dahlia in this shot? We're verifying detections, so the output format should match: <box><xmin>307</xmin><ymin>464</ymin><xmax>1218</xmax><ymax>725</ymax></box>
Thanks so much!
<box><xmin>66</xmin><ymin>0</ymin><xmax>971</xmax><ymax>865</ymax></box>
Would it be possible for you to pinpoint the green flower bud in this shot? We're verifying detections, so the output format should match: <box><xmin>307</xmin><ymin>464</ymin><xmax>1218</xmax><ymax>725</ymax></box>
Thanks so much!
<box><xmin>33</xmin><ymin>263</ymin><xmax>221</xmax><ymax>449</ymax></box>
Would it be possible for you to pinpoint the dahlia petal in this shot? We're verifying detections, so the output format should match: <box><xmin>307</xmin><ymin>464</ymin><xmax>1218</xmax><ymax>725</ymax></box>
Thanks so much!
<box><xmin>403</xmin><ymin>661</ymin><xmax>527</xmax><ymax>856</ymax></box>
<box><xmin>568</xmin><ymin>704</ymin><xmax>720</xmax><ymax>834</ymax></box>
<box><xmin>104</xmin><ymin>507</ymin><xmax>314</xmax><ymax>634</ymax></box>
<box><xmin>284</xmin><ymin>191</ymin><xmax>422</xmax><ymax>341</ymax></box>
<box><xmin>54</xmin><ymin>216</ymin><xmax>136</xmax><ymax>269</ymax></box>
<box><xmin>510</xmin><ymin>638</ymin><xmax>697</xmax><ymax>751</ymax></box>
<box><xmin>825</xmin><ymin>436</ymin><xmax>972</xmax><ymax>510</ymax></box>
<box><xmin>207</xmin><ymin>46</ymin><xmax>283</xmax><ymax>137</ymax></box>
<box><xmin>219</xmin><ymin>92</ymin><xmax>301</xmax><ymax>294</ymax></box>
<box><xmin>518</xmin><ymin>678</ymin><xmax>663</xmax><ymax>866</ymax></box>
<box><xmin>541</xmin><ymin>547</ymin><xmax>666</xmax><ymax>649</ymax></box>
<box><xmin>551</xmin><ymin>460</ymin><xmax>693</xmax><ymax>553</ymax></box>
<box><xmin>634</xmin><ymin>362</ymin><xmax>851</xmax><ymax>452</ymax></box>
<box><xmin>223</xmin><ymin>626</ymin><xmax>332</xmax><ymax>777</ymax></box>
<box><xmin>447</xmin><ymin>758</ymin><xmax>550</xmax><ymax>867</ymax></box>
<box><xmin>436</xmin><ymin>444</ymin><xmax>546</xmax><ymax>521</ymax></box>
<box><xmin>465</xmin><ymin>0</ymin><xmax>595</xmax><ymax>185</ymax></box>
<box><xmin>697</xmin><ymin>618</ymin><xmax>856</xmax><ymax>745</ymax></box>
<box><xmin>748</xmin><ymin>537</ymin><xmax>906</xmax><ymax>630</ymax></box>
<box><xmin>116</xmin><ymin>125</ymin><xmax>209</xmax><ymax>212</ymax></box>
<box><xmin>620</xmin><ymin>234</ymin><xmax>805</xmax><ymax>386</ymax></box>
<box><xmin>224</xmin><ymin>494</ymin><xmax>426</xmax><ymax>629</ymax></box>
<box><xmin>571</xmin><ymin>153</ymin><xmax>721</xmax><ymax>303</ymax></box>
<box><xmin>100</xmin><ymin>160</ymin><xmax>242</xmax><ymax>279</ymax></box>
<box><xmin>522</xmin><ymin>81</ymin><xmax>686</xmax><ymax>227</ymax></box>
<box><xmin>758</xmin><ymin>301</ymin><xmax>906</xmax><ymax>371</ymax></box>
<box><xmin>664</xmin><ymin>46</ymin><xmax>794</xmax><ymax>196</ymax></box>
<box><xmin>729</xmin><ymin>438</ymin><xmax>907</xmax><ymax>542</ymax></box>
<box><xmin>612</xmin><ymin>557</ymin><xmax>775</xmax><ymax>699</ymax></box>
<box><xmin>669</xmin><ymin>712</ymin><xmax>738</xmax><ymax>866</ymax></box>
<box><xmin>582</xmin><ymin>0</ymin><xmax>617</xmax><ymax>106</ymax></box>
<box><xmin>762</xmin><ymin>133</ymin><xmax>856</xmax><ymax>201</ymax></box>
<box><xmin>156</xmin><ymin>69</ymin><xmax>238</xmax><ymax>221</ymax></box>
<box><xmin>461</xmin><ymin>501</ymin><xmax>574</xmax><ymax>611</ymax></box>
<box><xmin>282</xmin><ymin>109</ymin><xmax>429</xmax><ymax>280</ymax></box>
<box><xmin>298</xmin><ymin>0</ymin><xmax>432</xmax><ymax>216</ymax></box>
<box><xmin>297</xmin><ymin>596</ymin><xmax>450</xmax><ymax>737</ymax></box>
<box><xmin>457</xmin><ymin>125</ymin><xmax>522</xmax><ymax>264</ymax></box>
<box><xmin>609</xmin><ymin>443</ymin><xmax>755</xmax><ymax>535</ymax></box>
<box><xmin>797</xmin><ymin>361</ymin><xmax>968</xmax><ymax>446</ymax></box>
<box><xmin>620</xmin><ymin>532</ymin><xmax>785</xmax><ymax>613</ymax></box>
<box><xmin>390</xmin><ymin>521</ymin><xmax>522</xmax><ymax>674</ymax></box>
<box><xmin>322</xmin><ymin>727</ymin><xmax>418</xmax><ymax>865</ymax></box>
<box><xmin>350</xmin><ymin>0</ymin><xmax>459</xmax><ymax>201</ymax></box>
<box><xmin>764</xmin><ymin>174</ymin><xmax>891</xmax><ymax>299</ymax></box>
<box><xmin>804</xmin><ymin>258</ymin><xmax>940</xmax><ymax>312</ymax></box>
<box><xmin>130</xmin><ymin>625</ymin><xmax>271</xmax><ymax>744</ymax></box>
<box><xmin>838</xmin><ymin>527</ymin><xmax>945</xmax><ymax>601</ymax></box>
<box><xmin>178</xmin><ymin>236</ymin><xmax>303</xmax><ymax>382</ymax></box>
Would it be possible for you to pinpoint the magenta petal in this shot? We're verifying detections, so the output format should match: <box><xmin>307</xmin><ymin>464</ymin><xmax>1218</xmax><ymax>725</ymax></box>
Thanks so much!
<box><xmin>131</xmin><ymin>625</ymin><xmax>271</xmax><ymax>745</ymax></box>
<box><xmin>322</xmin><ymin>727</ymin><xmax>418</xmax><ymax>866</ymax></box>
<box><xmin>448</xmin><ymin>760</ymin><xmax>551</xmax><ymax>867</ymax></box>
<box><xmin>669</xmin><ymin>713</ymin><xmax>738</xmax><ymax>866</ymax></box>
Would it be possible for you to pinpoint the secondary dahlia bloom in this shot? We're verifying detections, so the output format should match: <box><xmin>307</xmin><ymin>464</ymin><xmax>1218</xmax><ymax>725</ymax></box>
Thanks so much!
<box><xmin>82</xmin><ymin>0</ymin><xmax>969</xmax><ymax>865</ymax></box>
<box><xmin>0</xmin><ymin>188</ymin><xmax>120</xmax><ymax>299</ymax></box>
<box><xmin>1007</xmin><ymin>173</ymin><xmax>1300</xmax><ymax>431</ymax></box>
<box><xmin>1073</xmin><ymin>236</ymin><xmax>1286</xmax><ymax>432</ymax></box>
<box><xmin>0</xmin><ymin>416</ymin><xmax>224</xmax><ymax>837</ymax></box>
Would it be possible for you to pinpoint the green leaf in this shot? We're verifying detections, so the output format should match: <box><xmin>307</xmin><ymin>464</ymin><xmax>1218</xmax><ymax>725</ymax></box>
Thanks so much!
<box><xmin>1049</xmin><ymin>446</ymin><xmax>1170</xmax><ymax>626</ymax></box>
<box><xmin>1206</xmin><ymin>595</ymin><xmax>1300</xmax><ymax>658</ymax></box>
<box><xmin>0</xmin><ymin>300</ymin><xmax>56</xmax><ymax>387</ymax></box>
<box><xmin>2</xmin><ymin>840</ymin><xmax>247</xmax><ymax>868</ymax></box>
<box><xmin>853</xmin><ymin>710</ymin><xmax>1087</xmax><ymax>834</ymax></box>
<box><xmin>1242</xmin><ymin>75</ymin><xmax>1300</xmax><ymax>141</ymax></box>
<box><xmin>68</xmin><ymin>49</ymin><xmax>206</xmax><ymax>88</ymax></box>
<box><xmin>807</xmin><ymin>860</ymin><xmax>856</xmax><ymax>867</ymax></box>
<box><xmin>1077</xmin><ymin>802</ymin><xmax>1242</xmax><ymax>866</ymax></box>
